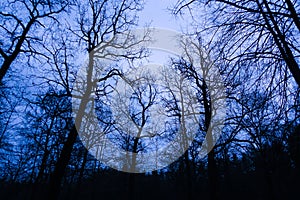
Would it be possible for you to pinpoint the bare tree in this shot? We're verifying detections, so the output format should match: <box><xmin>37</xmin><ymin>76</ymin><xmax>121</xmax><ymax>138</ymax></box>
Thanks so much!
<box><xmin>0</xmin><ymin>0</ymin><xmax>69</xmax><ymax>83</ymax></box>
<box><xmin>46</xmin><ymin>1</ymin><xmax>148</xmax><ymax>199</ymax></box>
<box><xmin>172</xmin><ymin>0</ymin><xmax>300</xmax><ymax>87</ymax></box>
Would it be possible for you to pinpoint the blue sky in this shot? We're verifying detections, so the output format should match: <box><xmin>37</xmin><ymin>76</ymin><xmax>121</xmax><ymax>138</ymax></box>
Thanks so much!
<box><xmin>137</xmin><ymin>0</ymin><xmax>190</xmax><ymax>66</ymax></box>
<box><xmin>138</xmin><ymin>0</ymin><xmax>185</xmax><ymax>31</ymax></box>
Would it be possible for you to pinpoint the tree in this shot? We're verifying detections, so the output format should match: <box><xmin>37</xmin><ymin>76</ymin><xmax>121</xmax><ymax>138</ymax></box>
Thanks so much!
<box><xmin>46</xmin><ymin>1</ymin><xmax>148</xmax><ymax>199</ymax></box>
<box><xmin>172</xmin><ymin>0</ymin><xmax>300</xmax><ymax>87</ymax></box>
<box><xmin>0</xmin><ymin>0</ymin><xmax>69</xmax><ymax>83</ymax></box>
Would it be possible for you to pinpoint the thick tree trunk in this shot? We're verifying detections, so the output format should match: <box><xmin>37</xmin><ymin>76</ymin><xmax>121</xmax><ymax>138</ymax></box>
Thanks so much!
<box><xmin>285</xmin><ymin>0</ymin><xmax>300</xmax><ymax>32</ymax></box>
<box><xmin>47</xmin><ymin>52</ymin><xmax>95</xmax><ymax>200</ymax></box>
<box><xmin>0</xmin><ymin>59</ymin><xmax>13</xmax><ymax>83</ymax></box>
<box><xmin>47</xmin><ymin>125</ymin><xmax>78</xmax><ymax>200</ymax></box>
<box><xmin>259</xmin><ymin>0</ymin><xmax>300</xmax><ymax>87</ymax></box>
<box><xmin>200</xmin><ymin>79</ymin><xmax>217</xmax><ymax>200</ymax></box>
<box><xmin>0</xmin><ymin>19</ymin><xmax>34</xmax><ymax>83</ymax></box>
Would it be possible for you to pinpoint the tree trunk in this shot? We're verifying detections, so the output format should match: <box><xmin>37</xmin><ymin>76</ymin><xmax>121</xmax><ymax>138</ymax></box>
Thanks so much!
<box><xmin>0</xmin><ymin>19</ymin><xmax>35</xmax><ymax>83</ymax></box>
<box><xmin>285</xmin><ymin>0</ymin><xmax>300</xmax><ymax>32</ymax></box>
<box><xmin>47</xmin><ymin>125</ymin><xmax>78</xmax><ymax>200</ymax></box>
<box><xmin>47</xmin><ymin>52</ymin><xmax>95</xmax><ymax>200</ymax></box>
<box><xmin>258</xmin><ymin>0</ymin><xmax>300</xmax><ymax>87</ymax></box>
